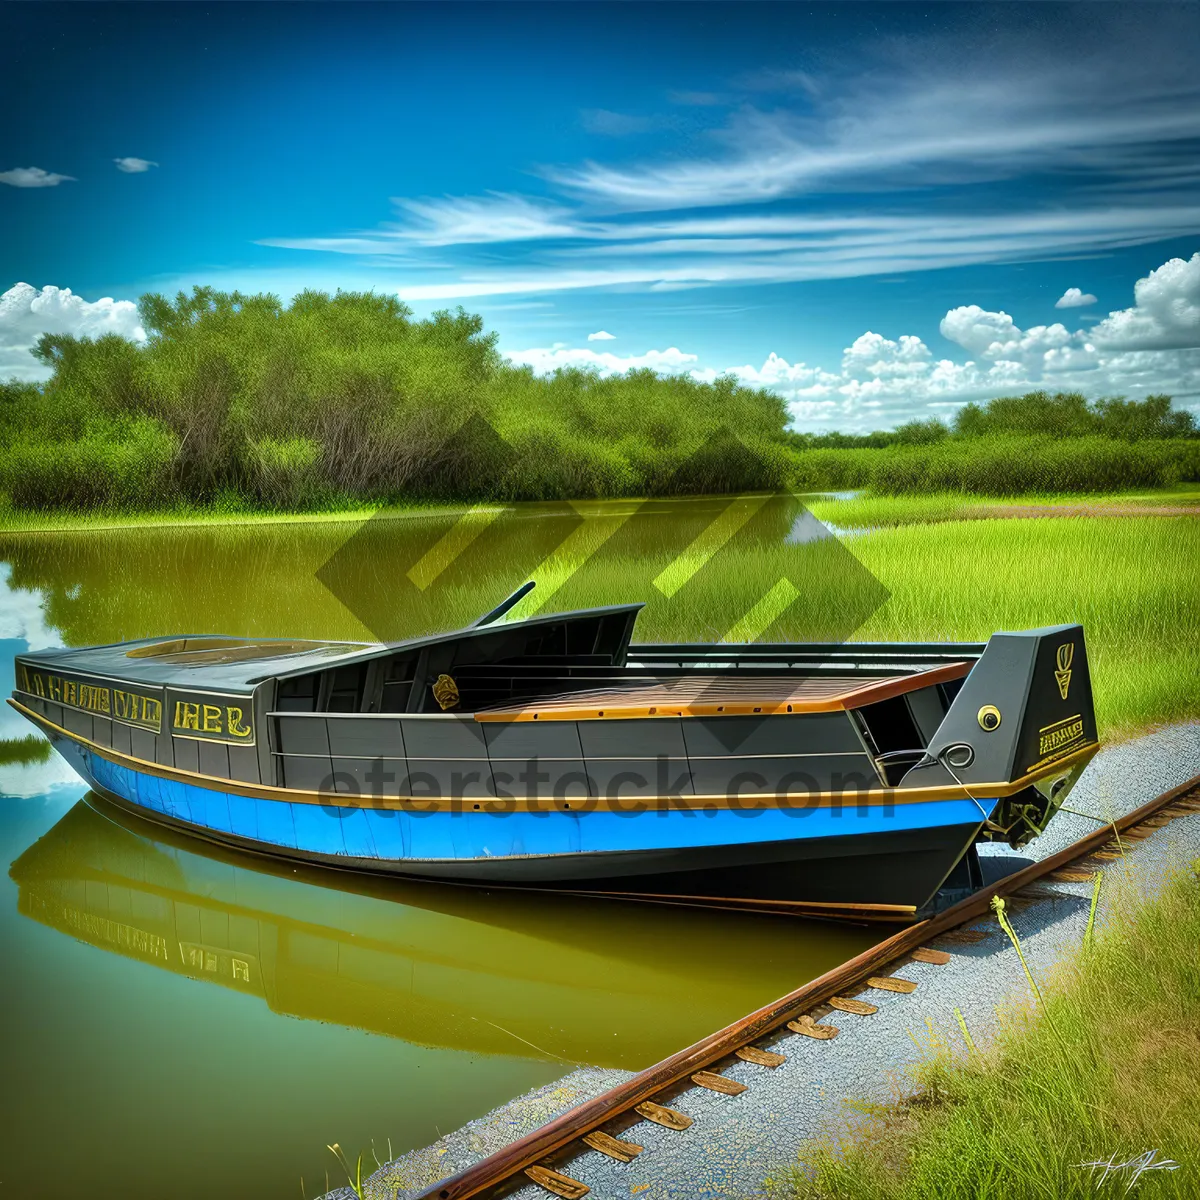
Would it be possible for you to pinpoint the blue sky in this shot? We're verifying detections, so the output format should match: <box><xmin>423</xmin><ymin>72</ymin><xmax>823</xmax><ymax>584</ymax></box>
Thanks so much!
<box><xmin>2</xmin><ymin>2</ymin><xmax>1199</xmax><ymax>429</ymax></box>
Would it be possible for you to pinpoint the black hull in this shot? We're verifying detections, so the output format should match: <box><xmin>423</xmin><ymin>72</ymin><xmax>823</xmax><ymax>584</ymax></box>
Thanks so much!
<box><xmin>85</xmin><ymin>782</ymin><xmax>979</xmax><ymax>912</ymax></box>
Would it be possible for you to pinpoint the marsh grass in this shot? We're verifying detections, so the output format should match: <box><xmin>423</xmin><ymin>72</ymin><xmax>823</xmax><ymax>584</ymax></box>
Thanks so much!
<box><xmin>1</xmin><ymin>498</ymin><xmax>1194</xmax><ymax>739</ymax></box>
<box><xmin>532</xmin><ymin>512</ymin><xmax>1200</xmax><ymax>739</ymax></box>
<box><xmin>768</xmin><ymin>862</ymin><xmax>1200</xmax><ymax>1200</ymax></box>
<box><xmin>805</xmin><ymin>487</ymin><xmax>1200</xmax><ymax>529</ymax></box>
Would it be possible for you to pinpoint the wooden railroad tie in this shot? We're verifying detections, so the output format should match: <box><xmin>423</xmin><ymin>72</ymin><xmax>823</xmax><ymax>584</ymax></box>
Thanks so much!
<box><xmin>691</xmin><ymin>1070</ymin><xmax>747</xmax><ymax>1096</ymax></box>
<box><xmin>524</xmin><ymin>1164</ymin><xmax>589</xmax><ymax>1198</ymax></box>
<box><xmin>1048</xmin><ymin>869</ymin><xmax>1096</xmax><ymax>883</ymax></box>
<box><xmin>787</xmin><ymin>1014</ymin><xmax>839</xmax><ymax>1039</ymax></box>
<box><xmin>867</xmin><ymin>975</ymin><xmax>919</xmax><ymax>994</ymax></box>
<box><xmin>910</xmin><ymin>947</ymin><xmax>952</xmax><ymax>965</ymax></box>
<box><xmin>581</xmin><ymin>1131</ymin><xmax>643</xmax><ymax>1163</ymax></box>
<box><xmin>736</xmin><ymin>1045</ymin><xmax>787</xmax><ymax>1067</ymax></box>
<box><xmin>827</xmin><ymin>996</ymin><xmax>877</xmax><ymax>1016</ymax></box>
<box><xmin>634</xmin><ymin>1100</ymin><xmax>693</xmax><ymax>1131</ymax></box>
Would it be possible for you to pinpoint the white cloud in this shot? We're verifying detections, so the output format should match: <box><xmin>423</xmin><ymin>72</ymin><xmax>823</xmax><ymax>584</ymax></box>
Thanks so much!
<box><xmin>1090</xmin><ymin>252</ymin><xmax>1200</xmax><ymax>351</ymax></box>
<box><xmin>504</xmin><ymin>343</ymin><xmax>697</xmax><ymax>376</ymax></box>
<box><xmin>256</xmin><ymin>20</ymin><xmax>1200</xmax><ymax>308</ymax></box>
<box><xmin>0</xmin><ymin>166</ymin><xmax>75</xmax><ymax>188</ymax></box>
<box><xmin>544</xmin><ymin>52</ymin><xmax>1200</xmax><ymax>211</ymax></box>
<box><xmin>587</xmin><ymin>330</ymin><xmax>616</xmax><ymax>341</ymax></box>
<box><xmin>114</xmin><ymin>157</ymin><xmax>158</xmax><ymax>173</ymax></box>
<box><xmin>0</xmin><ymin>284</ymin><xmax>146</xmax><ymax>381</ymax></box>
<box><xmin>496</xmin><ymin>254</ymin><xmax>1199</xmax><ymax>431</ymax></box>
<box><xmin>1056</xmin><ymin>287</ymin><xmax>1097</xmax><ymax>308</ymax></box>
<box><xmin>266</xmin><ymin>201</ymin><xmax>1200</xmax><ymax>301</ymax></box>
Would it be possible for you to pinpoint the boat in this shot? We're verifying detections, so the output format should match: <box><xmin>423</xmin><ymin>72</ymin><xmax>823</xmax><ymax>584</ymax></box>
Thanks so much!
<box><xmin>8</xmin><ymin>584</ymin><xmax>1099</xmax><ymax>919</ymax></box>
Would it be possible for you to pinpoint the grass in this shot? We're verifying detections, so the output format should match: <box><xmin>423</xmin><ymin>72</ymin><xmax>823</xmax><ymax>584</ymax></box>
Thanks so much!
<box><xmin>806</xmin><ymin>486</ymin><xmax>1200</xmax><ymax>530</ymax></box>
<box><xmin>530</xmin><ymin>508</ymin><xmax>1200</xmax><ymax>740</ymax></box>
<box><xmin>766</xmin><ymin>860</ymin><xmax>1200</xmax><ymax>1200</ymax></box>
<box><xmin>2</xmin><ymin>496</ymin><xmax>1196</xmax><ymax>741</ymax></box>
<box><xmin>0</xmin><ymin>496</ymin><xmax>479</xmax><ymax>534</ymax></box>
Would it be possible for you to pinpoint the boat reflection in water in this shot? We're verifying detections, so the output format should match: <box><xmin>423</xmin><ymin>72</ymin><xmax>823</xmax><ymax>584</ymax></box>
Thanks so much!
<box><xmin>11</xmin><ymin>795</ymin><xmax>875</xmax><ymax>1068</ymax></box>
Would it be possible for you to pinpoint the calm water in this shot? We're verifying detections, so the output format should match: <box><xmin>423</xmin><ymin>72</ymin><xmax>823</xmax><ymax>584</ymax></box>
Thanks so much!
<box><xmin>0</xmin><ymin>501</ymin><xmax>879</xmax><ymax>1198</ymax></box>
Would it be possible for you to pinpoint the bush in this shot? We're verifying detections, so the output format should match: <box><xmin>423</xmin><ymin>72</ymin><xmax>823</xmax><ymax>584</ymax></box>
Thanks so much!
<box><xmin>3</xmin><ymin>288</ymin><xmax>1196</xmax><ymax>513</ymax></box>
<box><xmin>0</xmin><ymin>418</ymin><xmax>179</xmax><ymax>510</ymax></box>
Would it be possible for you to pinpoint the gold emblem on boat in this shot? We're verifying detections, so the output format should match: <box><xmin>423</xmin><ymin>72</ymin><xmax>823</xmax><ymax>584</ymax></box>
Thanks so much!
<box><xmin>1055</xmin><ymin>642</ymin><xmax>1074</xmax><ymax>699</ymax></box>
<box><xmin>431</xmin><ymin>674</ymin><xmax>460</xmax><ymax>710</ymax></box>
<box><xmin>977</xmin><ymin>704</ymin><xmax>1001</xmax><ymax>732</ymax></box>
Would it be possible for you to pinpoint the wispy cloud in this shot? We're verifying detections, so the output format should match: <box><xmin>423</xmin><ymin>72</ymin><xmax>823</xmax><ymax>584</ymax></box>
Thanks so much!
<box><xmin>114</xmin><ymin>157</ymin><xmax>158</xmax><ymax>173</ymax></box>
<box><xmin>0</xmin><ymin>166</ymin><xmax>75</xmax><ymax>188</ymax></box>
<box><xmin>587</xmin><ymin>330</ymin><xmax>615</xmax><ymax>341</ymax></box>
<box><xmin>259</xmin><ymin>22</ymin><xmax>1200</xmax><ymax>305</ymax></box>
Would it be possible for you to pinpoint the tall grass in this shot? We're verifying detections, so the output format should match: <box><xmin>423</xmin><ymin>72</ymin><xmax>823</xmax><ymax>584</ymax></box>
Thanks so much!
<box><xmin>768</xmin><ymin>861</ymin><xmax>1200</xmax><ymax>1200</ymax></box>
<box><xmin>789</xmin><ymin>438</ymin><xmax>1200</xmax><ymax>497</ymax></box>
<box><xmin>538</xmin><ymin>512</ymin><xmax>1200</xmax><ymax>738</ymax></box>
<box><xmin>2</xmin><ymin>503</ymin><xmax>1194</xmax><ymax>739</ymax></box>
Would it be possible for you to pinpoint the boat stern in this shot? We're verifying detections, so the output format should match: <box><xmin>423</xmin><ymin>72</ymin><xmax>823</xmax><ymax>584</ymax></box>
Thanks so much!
<box><xmin>898</xmin><ymin>623</ymin><xmax>1099</xmax><ymax>846</ymax></box>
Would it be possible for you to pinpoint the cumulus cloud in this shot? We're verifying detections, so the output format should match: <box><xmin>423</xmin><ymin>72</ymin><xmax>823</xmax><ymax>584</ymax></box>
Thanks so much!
<box><xmin>587</xmin><ymin>330</ymin><xmax>615</xmax><ymax>341</ymax></box>
<box><xmin>0</xmin><ymin>284</ymin><xmax>146</xmax><ymax>380</ymax></box>
<box><xmin>114</xmin><ymin>157</ymin><xmax>158</xmax><ymax>173</ymax></box>
<box><xmin>498</xmin><ymin>254</ymin><xmax>1199</xmax><ymax>431</ymax></box>
<box><xmin>1090</xmin><ymin>252</ymin><xmax>1200</xmax><ymax>351</ymax></box>
<box><xmin>1056</xmin><ymin>287</ymin><xmax>1097</xmax><ymax>308</ymax></box>
<box><xmin>938</xmin><ymin>306</ymin><xmax>1095</xmax><ymax>375</ymax></box>
<box><xmin>503</xmin><ymin>343</ymin><xmax>697</xmax><ymax>376</ymax></box>
<box><xmin>0</xmin><ymin>166</ymin><xmax>75</xmax><ymax>188</ymax></box>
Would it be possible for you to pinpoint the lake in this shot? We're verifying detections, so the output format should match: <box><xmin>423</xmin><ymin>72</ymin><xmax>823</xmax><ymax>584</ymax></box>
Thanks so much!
<box><xmin>0</xmin><ymin>498</ymin><xmax>880</xmax><ymax>1198</ymax></box>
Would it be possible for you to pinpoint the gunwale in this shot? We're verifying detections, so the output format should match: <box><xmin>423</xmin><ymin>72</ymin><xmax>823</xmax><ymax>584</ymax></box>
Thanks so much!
<box><xmin>7</xmin><ymin>696</ymin><xmax>1099</xmax><ymax>814</ymax></box>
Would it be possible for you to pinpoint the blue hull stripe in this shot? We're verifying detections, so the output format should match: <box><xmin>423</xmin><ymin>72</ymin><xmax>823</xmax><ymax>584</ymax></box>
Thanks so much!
<box><xmin>59</xmin><ymin>738</ymin><xmax>999</xmax><ymax>867</ymax></box>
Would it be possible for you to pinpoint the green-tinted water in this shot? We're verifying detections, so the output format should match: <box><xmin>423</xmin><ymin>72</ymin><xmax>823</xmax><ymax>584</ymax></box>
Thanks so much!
<box><xmin>0</xmin><ymin>501</ymin><xmax>878</xmax><ymax>1199</ymax></box>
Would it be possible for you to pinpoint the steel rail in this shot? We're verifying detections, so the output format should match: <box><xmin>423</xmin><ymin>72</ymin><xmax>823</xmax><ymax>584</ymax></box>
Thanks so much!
<box><xmin>414</xmin><ymin>771</ymin><xmax>1200</xmax><ymax>1200</ymax></box>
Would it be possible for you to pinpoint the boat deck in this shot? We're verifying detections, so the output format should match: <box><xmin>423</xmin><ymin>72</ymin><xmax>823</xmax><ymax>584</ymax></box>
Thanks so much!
<box><xmin>476</xmin><ymin>661</ymin><xmax>971</xmax><ymax>722</ymax></box>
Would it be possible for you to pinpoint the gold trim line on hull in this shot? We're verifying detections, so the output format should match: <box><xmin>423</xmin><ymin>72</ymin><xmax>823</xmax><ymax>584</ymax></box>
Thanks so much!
<box><xmin>8</xmin><ymin>697</ymin><xmax>1099</xmax><ymax>816</ymax></box>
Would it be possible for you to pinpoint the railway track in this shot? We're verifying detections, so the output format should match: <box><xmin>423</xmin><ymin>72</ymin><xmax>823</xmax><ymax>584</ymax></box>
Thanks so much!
<box><xmin>413</xmin><ymin>772</ymin><xmax>1200</xmax><ymax>1200</ymax></box>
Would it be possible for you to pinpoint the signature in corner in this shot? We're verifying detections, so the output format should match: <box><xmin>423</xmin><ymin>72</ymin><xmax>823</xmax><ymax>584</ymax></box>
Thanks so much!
<box><xmin>1076</xmin><ymin>1149</ymin><xmax>1180</xmax><ymax>1193</ymax></box>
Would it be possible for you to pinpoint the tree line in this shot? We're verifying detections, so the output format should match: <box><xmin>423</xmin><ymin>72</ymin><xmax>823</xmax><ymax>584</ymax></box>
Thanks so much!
<box><xmin>0</xmin><ymin>286</ymin><xmax>1195</xmax><ymax>511</ymax></box>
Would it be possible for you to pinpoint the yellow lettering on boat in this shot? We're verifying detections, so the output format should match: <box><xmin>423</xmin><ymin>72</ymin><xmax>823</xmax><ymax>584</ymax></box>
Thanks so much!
<box><xmin>1038</xmin><ymin>715</ymin><xmax>1084</xmax><ymax>758</ymax></box>
<box><xmin>202</xmin><ymin>704</ymin><xmax>223</xmax><ymax>733</ymax></box>
<box><xmin>174</xmin><ymin>701</ymin><xmax>201</xmax><ymax>730</ymax></box>
<box><xmin>226</xmin><ymin>707</ymin><xmax>252</xmax><ymax>739</ymax></box>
